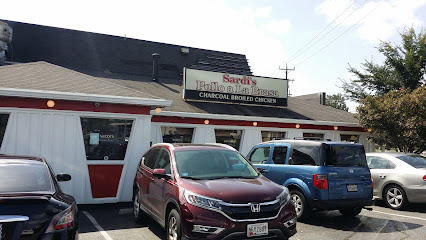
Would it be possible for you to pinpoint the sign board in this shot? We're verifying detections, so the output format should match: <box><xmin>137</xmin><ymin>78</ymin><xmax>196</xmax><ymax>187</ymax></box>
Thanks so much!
<box><xmin>183</xmin><ymin>68</ymin><xmax>288</xmax><ymax>107</ymax></box>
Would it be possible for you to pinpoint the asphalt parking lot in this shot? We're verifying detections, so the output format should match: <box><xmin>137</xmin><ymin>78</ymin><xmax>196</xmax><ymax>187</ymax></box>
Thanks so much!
<box><xmin>78</xmin><ymin>201</ymin><xmax>426</xmax><ymax>240</ymax></box>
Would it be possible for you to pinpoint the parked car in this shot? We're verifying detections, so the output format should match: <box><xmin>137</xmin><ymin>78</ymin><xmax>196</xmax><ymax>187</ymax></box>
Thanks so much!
<box><xmin>133</xmin><ymin>143</ymin><xmax>297</xmax><ymax>240</ymax></box>
<box><xmin>247</xmin><ymin>139</ymin><xmax>374</xmax><ymax>220</ymax></box>
<box><xmin>0</xmin><ymin>154</ymin><xmax>79</xmax><ymax>240</ymax></box>
<box><xmin>366</xmin><ymin>152</ymin><xmax>426</xmax><ymax>210</ymax></box>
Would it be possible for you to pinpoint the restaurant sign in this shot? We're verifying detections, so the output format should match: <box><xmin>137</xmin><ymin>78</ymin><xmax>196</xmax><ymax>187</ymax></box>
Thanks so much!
<box><xmin>183</xmin><ymin>68</ymin><xmax>288</xmax><ymax>107</ymax></box>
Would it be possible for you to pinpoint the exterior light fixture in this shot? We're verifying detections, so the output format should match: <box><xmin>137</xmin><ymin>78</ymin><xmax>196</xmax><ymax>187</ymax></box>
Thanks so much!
<box><xmin>368</xmin><ymin>128</ymin><xmax>372</xmax><ymax>132</ymax></box>
<box><xmin>47</xmin><ymin>100</ymin><xmax>55</xmax><ymax>108</ymax></box>
<box><xmin>334</xmin><ymin>126</ymin><xmax>338</xmax><ymax>130</ymax></box>
<box><xmin>155</xmin><ymin>107</ymin><xmax>162</xmax><ymax>114</ymax></box>
<box><xmin>295</xmin><ymin>124</ymin><xmax>300</xmax><ymax>129</ymax></box>
<box><xmin>253</xmin><ymin>122</ymin><xmax>258</xmax><ymax>126</ymax></box>
<box><xmin>204</xmin><ymin>120</ymin><xmax>209</xmax><ymax>125</ymax></box>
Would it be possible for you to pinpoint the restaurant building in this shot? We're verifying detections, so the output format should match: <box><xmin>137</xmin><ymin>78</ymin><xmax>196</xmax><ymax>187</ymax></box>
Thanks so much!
<box><xmin>0</xmin><ymin>20</ymin><xmax>372</xmax><ymax>204</ymax></box>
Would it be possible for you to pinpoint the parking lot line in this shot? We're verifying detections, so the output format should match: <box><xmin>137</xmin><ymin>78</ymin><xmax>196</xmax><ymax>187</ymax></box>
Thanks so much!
<box><xmin>372</xmin><ymin>210</ymin><xmax>426</xmax><ymax>222</ymax></box>
<box><xmin>82</xmin><ymin>211</ymin><xmax>114</xmax><ymax>240</ymax></box>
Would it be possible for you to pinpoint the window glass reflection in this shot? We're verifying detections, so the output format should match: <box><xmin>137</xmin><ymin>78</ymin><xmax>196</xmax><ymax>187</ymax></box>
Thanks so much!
<box><xmin>214</xmin><ymin>129</ymin><xmax>242</xmax><ymax>150</ymax></box>
<box><xmin>303</xmin><ymin>132</ymin><xmax>324</xmax><ymax>140</ymax></box>
<box><xmin>161</xmin><ymin>127</ymin><xmax>193</xmax><ymax>143</ymax></box>
<box><xmin>340</xmin><ymin>134</ymin><xmax>359</xmax><ymax>143</ymax></box>
<box><xmin>81</xmin><ymin>118</ymin><xmax>133</xmax><ymax>160</ymax></box>
<box><xmin>261</xmin><ymin>131</ymin><xmax>286</xmax><ymax>142</ymax></box>
<box><xmin>0</xmin><ymin>113</ymin><xmax>9</xmax><ymax>147</ymax></box>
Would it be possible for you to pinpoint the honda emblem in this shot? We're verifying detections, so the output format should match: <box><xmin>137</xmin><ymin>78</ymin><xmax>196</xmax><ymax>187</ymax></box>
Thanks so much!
<box><xmin>250</xmin><ymin>203</ymin><xmax>261</xmax><ymax>213</ymax></box>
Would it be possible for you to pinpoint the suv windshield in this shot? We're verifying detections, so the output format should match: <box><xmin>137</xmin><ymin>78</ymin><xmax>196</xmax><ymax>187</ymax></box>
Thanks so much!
<box><xmin>0</xmin><ymin>161</ymin><xmax>53</xmax><ymax>192</ymax></box>
<box><xmin>175</xmin><ymin>149</ymin><xmax>259</xmax><ymax>180</ymax></box>
<box><xmin>325</xmin><ymin>145</ymin><xmax>367</xmax><ymax>167</ymax></box>
<box><xmin>397</xmin><ymin>155</ymin><xmax>426</xmax><ymax>168</ymax></box>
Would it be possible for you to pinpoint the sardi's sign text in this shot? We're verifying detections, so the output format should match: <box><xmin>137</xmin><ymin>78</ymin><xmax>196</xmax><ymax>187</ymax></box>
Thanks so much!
<box><xmin>183</xmin><ymin>68</ymin><xmax>288</xmax><ymax>107</ymax></box>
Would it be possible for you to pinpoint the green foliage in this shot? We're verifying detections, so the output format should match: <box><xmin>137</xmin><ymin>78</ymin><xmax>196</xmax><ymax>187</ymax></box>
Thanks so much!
<box><xmin>326</xmin><ymin>93</ymin><xmax>349</xmax><ymax>111</ymax></box>
<box><xmin>356</xmin><ymin>86</ymin><xmax>426</xmax><ymax>153</ymax></box>
<box><xmin>342</xmin><ymin>27</ymin><xmax>426</xmax><ymax>102</ymax></box>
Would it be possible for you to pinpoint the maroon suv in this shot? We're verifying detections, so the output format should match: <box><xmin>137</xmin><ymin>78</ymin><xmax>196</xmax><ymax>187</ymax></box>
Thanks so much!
<box><xmin>133</xmin><ymin>143</ymin><xmax>297</xmax><ymax>240</ymax></box>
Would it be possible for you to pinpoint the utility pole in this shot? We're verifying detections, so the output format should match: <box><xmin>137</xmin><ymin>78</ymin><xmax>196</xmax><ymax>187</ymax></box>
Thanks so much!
<box><xmin>279</xmin><ymin>63</ymin><xmax>295</xmax><ymax>96</ymax></box>
<box><xmin>279</xmin><ymin>63</ymin><xmax>295</xmax><ymax>80</ymax></box>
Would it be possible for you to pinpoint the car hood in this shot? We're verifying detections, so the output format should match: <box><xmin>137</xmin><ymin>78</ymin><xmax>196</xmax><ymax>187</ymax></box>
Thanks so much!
<box><xmin>178</xmin><ymin>176</ymin><xmax>283</xmax><ymax>203</ymax></box>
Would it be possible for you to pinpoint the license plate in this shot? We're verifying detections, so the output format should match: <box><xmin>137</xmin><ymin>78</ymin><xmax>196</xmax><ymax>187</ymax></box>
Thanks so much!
<box><xmin>347</xmin><ymin>184</ymin><xmax>358</xmax><ymax>192</ymax></box>
<box><xmin>247</xmin><ymin>222</ymin><xmax>268</xmax><ymax>237</ymax></box>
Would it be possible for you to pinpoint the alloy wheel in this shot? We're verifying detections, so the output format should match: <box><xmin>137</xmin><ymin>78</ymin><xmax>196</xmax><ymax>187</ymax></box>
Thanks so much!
<box><xmin>168</xmin><ymin>215</ymin><xmax>178</xmax><ymax>240</ymax></box>
<box><xmin>292</xmin><ymin>193</ymin><xmax>303</xmax><ymax>217</ymax></box>
<box><xmin>386</xmin><ymin>187</ymin><xmax>404</xmax><ymax>208</ymax></box>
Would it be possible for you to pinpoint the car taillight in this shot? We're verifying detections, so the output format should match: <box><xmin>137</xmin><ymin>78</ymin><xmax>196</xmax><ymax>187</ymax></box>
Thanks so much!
<box><xmin>423</xmin><ymin>175</ymin><xmax>426</xmax><ymax>181</ymax></box>
<box><xmin>313</xmin><ymin>174</ymin><xmax>328</xmax><ymax>189</ymax></box>
<box><xmin>45</xmin><ymin>204</ymin><xmax>75</xmax><ymax>232</ymax></box>
<box><xmin>371</xmin><ymin>178</ymin><xmax>374</xmax><ymax>188</ymax></box>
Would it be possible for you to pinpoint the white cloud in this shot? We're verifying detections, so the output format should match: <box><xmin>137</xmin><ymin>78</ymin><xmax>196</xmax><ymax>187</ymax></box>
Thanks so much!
<box><xmin>317</xmin><ymin>0</ymin><xmax>426</xmax><ymax>43</ymax></box>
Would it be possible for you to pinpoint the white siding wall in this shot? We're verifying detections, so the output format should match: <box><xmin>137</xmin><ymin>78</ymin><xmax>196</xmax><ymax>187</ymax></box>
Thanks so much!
<box><xmin>0</xmin><ymin>108</ymin><xmax>152</xmax><ymax>204</ymax></box>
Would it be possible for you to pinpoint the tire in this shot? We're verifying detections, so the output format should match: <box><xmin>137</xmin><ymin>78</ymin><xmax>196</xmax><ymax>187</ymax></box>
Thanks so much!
<box><xmin>290</xmin><ymin>190</ymin><xmax>311</xmax><ymax>221</ymax></box>
<box><xmin>167</xmin><ymin>209</ymin><xmax>182</xmax><ymax>240</ymax></box>
<box><xmin>133</xmin><ymin>190</ymin><xmax>144</xmax><ymax>223</ymax></box>
<box><xmin>339</xmin><ymin>207</ymin><xmax>362</xmax><ymax>217</ymax></box>
<box><xmin>383</xmin><ymin>184</ymin><xmax>408</xmax><ymax>210</ymax></box>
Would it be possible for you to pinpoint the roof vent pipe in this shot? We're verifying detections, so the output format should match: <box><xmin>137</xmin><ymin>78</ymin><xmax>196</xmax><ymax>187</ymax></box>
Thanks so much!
<box><xmin>152</xmin><ymin>53</ymin><xmax>160</xmax><ymax>81</ymax></box>
<box><xmin>0</xmin><ymin>21</ymin><xmax>13</xmax><ymax>66</ymax></box>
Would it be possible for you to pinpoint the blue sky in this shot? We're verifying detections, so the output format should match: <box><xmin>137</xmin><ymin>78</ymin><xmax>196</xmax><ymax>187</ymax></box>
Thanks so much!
<box><xmin>3</xmin><ymin>0</ymin><xmax>426</xmax><ymax>111</ymax></box>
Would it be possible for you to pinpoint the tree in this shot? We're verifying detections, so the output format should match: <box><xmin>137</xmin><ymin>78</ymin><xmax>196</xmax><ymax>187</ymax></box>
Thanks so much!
<box><xmin>356</xmin><ymin>86</ymin><xmax>426</xmax><ymax>153</ymax></box>
<box><xmin>342</xmin><ymin>27</ymin><xmax>426</xmax><ymax>102</ymax></box>
<box><xmin>326</xmin><ymin>93</ymin><xmax>349</xmax><ymax>111</ymax></box>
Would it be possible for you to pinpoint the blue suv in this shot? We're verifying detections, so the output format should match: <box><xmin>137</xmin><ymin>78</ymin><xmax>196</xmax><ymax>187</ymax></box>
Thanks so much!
<box><xmin>247</xmin><ymin>139</ymin><xmax>374</xmax><ymax>220</ymax></box>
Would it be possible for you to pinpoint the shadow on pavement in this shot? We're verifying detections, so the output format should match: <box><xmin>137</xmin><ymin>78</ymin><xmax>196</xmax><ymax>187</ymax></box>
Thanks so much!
<box><xmin>299</xmin><ymin>209</ymin><xmax>424</xmax><ymax>233</ymax></box>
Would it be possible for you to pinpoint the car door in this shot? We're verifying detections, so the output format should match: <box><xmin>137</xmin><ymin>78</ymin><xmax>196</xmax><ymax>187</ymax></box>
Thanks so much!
<box><xmin>247</xmin><ymin>145</ymin><xmax>272</xmax><ymax>175</ymax></box>
<box><xmin>367</xmin><ymin>155</ymin><xmax>396</xmax><ymax>198</ymax></box>
<box><xmin>137</xmin><ymin>147</ymin><xmax>160</xmax><ymax>211</ymax></box>
<box><xmin>149</xmin><ymin>147</ymin><xmax>173</xmax><ymax>222</ymax></box>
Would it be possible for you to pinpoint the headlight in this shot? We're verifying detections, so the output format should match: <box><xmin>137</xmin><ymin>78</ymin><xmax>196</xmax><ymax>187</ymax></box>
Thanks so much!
<box><xmin>277</xmin><ymin>187</ymin><xmax>290</xmax><ymax>206</ymax></box>
<box><xmin>184</xmin><ymin>190</ymin><xmax>222</xmax><ymax>211</ymax></box>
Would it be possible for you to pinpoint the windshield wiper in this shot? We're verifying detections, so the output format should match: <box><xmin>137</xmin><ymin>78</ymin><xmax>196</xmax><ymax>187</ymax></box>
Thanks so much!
<box><xmin>206</xmin><ymin>176</ymin><xmax>257</xmax><ymax>180</ymax></box>
<box><xmin>180</xmin><ymin>176</ymin><xmax>203</xmax><ymax>180</ymax></box>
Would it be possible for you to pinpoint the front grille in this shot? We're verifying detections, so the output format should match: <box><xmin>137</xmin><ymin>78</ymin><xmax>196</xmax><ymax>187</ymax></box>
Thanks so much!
<box><xmin>220</xmin><ymin>202</ymin><xmax>281</xmax><ymax>220</ymax></box>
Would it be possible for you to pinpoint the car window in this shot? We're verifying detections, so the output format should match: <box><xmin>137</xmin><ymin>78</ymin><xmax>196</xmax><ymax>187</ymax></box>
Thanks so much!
<box><xmin>367</xmin><ymin>156</ymin><xmax>389</xmax><ymax>169</ymax></box>
<box><xmin>154</xmin><ymin>148</ymin><xmax>171</xmax><ymax>174</ymax></box>
<box><xmin>396</xmin><ymin>155</ymin><xmax>426</xmax><ymax>168</ymax></box>
<box><xmin>272</xmin><ymin>146</ymin><xmax>287</xmax><ymax>164</ymax></box>
<box><xmin>0</xmin><ymin>161</ymin><xmax>53</xmax><ymax>192</ymax></box>
<box><xmin>290</xmin><ymin>146</ymin><xmax>319</xmax><ymax>166</ymax></box>
<box><xmin>143</xmin><ymin>148</ymin><xmax>161</xmax><ymax>169</ymax></box>
<box><xmin>325</xmin><ymin>145</ymin><xmax>367</xmax><ymax>167</ymax></box>
<box><xmin>249</xmin><ymin>147</ymin><xmax>270</xmax><ymax>164</ymax></box>
<box><xmin>175</xmin><ymin>149</ymin><xmax>258</xmax><ymax>179</ymax></box>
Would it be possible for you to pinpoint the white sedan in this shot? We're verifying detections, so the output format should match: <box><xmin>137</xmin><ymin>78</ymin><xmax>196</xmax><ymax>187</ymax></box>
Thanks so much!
<box><xmin>366</xmin><ymin>152</ymin><xmax>426</xmax><ymax>210</ymax></box>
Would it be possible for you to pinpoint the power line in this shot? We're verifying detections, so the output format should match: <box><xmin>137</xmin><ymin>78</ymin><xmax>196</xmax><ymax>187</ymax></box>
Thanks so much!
<box><xmin>294</xmin><ymin>0</ymin><xmax>384</xmax><ymax>68</ymax></box>
<box><xmin>271</xmin><ymin>0</ymin><xmax>368</xmax><ymax>77</ymax></box>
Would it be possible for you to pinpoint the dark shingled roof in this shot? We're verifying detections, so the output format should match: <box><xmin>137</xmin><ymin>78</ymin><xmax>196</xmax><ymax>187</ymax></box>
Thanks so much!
<box><xmin>0</xmin><ymin>19</ymin><xmax>358</xmax><ymax>124</ymax></box>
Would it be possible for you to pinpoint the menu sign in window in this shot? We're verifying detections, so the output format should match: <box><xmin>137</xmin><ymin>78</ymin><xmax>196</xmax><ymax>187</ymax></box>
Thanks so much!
<box><xmin>183</xmin><ymin>68</ymin><xmax>288</xmax><ymax>107</ymax></box>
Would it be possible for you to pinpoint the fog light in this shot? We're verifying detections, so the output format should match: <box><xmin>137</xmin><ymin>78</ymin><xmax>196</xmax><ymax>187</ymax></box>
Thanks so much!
<box><xmin>193</xmin><ymin>225</ymin><xmax>225</xmax><ymax>234</ymax></box>
<box><xmin>284</xmin><ymin>218</ymin><xmax>297</xmax><ymax>228</ymax></box>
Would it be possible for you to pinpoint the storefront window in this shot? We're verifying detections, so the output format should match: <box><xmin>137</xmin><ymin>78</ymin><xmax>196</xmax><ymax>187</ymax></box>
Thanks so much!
<box><xmin>303</xmin><ymin>132</ymin><xmax>324</xmax><ymax>140</ymax></box>
<box><xmin>215</xmin><ymin>129</ymin><xmax>243</xmax><ymax>150</ymax></box>
<box><xmin>81</xmin><ymin>118</ymin><xmax>133</xmax><ymax>160</ymax></box>
<box><xmin>161</xmin><ymin>127</ymin><xmax>194</xmax><ymax>143</ymax></box>
<box><xmin>0</xmin><ymin>114</ymin><xmax>9</xmax><ymax>147</ymax></box>
<box><xmin>340</xmin><ymin>134</ymin><xmax>359</xmax><ymax>143</ymax></box>
<box><xmin>261</xmin><ymin>131</ymin><xmax>286</xmax><ymax>142</ymax></box>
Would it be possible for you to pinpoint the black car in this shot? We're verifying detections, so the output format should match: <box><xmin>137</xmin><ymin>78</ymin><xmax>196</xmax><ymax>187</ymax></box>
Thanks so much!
<box><xmin>0</xmin><ymin>154</ymin><xmax>79</xmax><ymax>240</ymax></box>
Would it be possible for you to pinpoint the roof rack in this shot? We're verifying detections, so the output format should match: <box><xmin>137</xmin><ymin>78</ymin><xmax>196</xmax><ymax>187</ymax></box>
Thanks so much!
<box><xmin>293</xmin><ymin>137</ymin><xmax>332</xmax><ymax>141</ymax></box>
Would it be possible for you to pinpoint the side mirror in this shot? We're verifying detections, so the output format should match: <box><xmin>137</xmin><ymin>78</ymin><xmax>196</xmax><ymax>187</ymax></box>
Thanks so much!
<box><xmin>56</xmin><ymin>173</ymin><xmax>72</xmax><ymax>182</ymax></box>
<box><xmin>153</xmin><ymin>168</ymin><xmax>167</xmax><ymax>178</ymax></box>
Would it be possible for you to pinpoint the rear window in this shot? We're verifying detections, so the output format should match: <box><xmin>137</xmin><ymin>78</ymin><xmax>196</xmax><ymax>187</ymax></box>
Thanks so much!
<box><xmin>396</xmin><ymin>155</ymin><xmax>426</xmax><ymax>169</ymax></box>
<box><xmin>0</xmin><ymin>161</ymin><xmax>53</xmax><ymax>193</ymax></box>
<box><xmin>325</xmin><ymin>145</ymin><xmax>367</xmax><ymax>167</ymax></box>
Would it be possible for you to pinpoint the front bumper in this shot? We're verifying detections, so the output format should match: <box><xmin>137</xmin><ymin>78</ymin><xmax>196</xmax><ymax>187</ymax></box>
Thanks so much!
<box><xmin>181</xmin><ymin>201</ymin><xmax>297</xmax><ymax>240</ymax></box>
